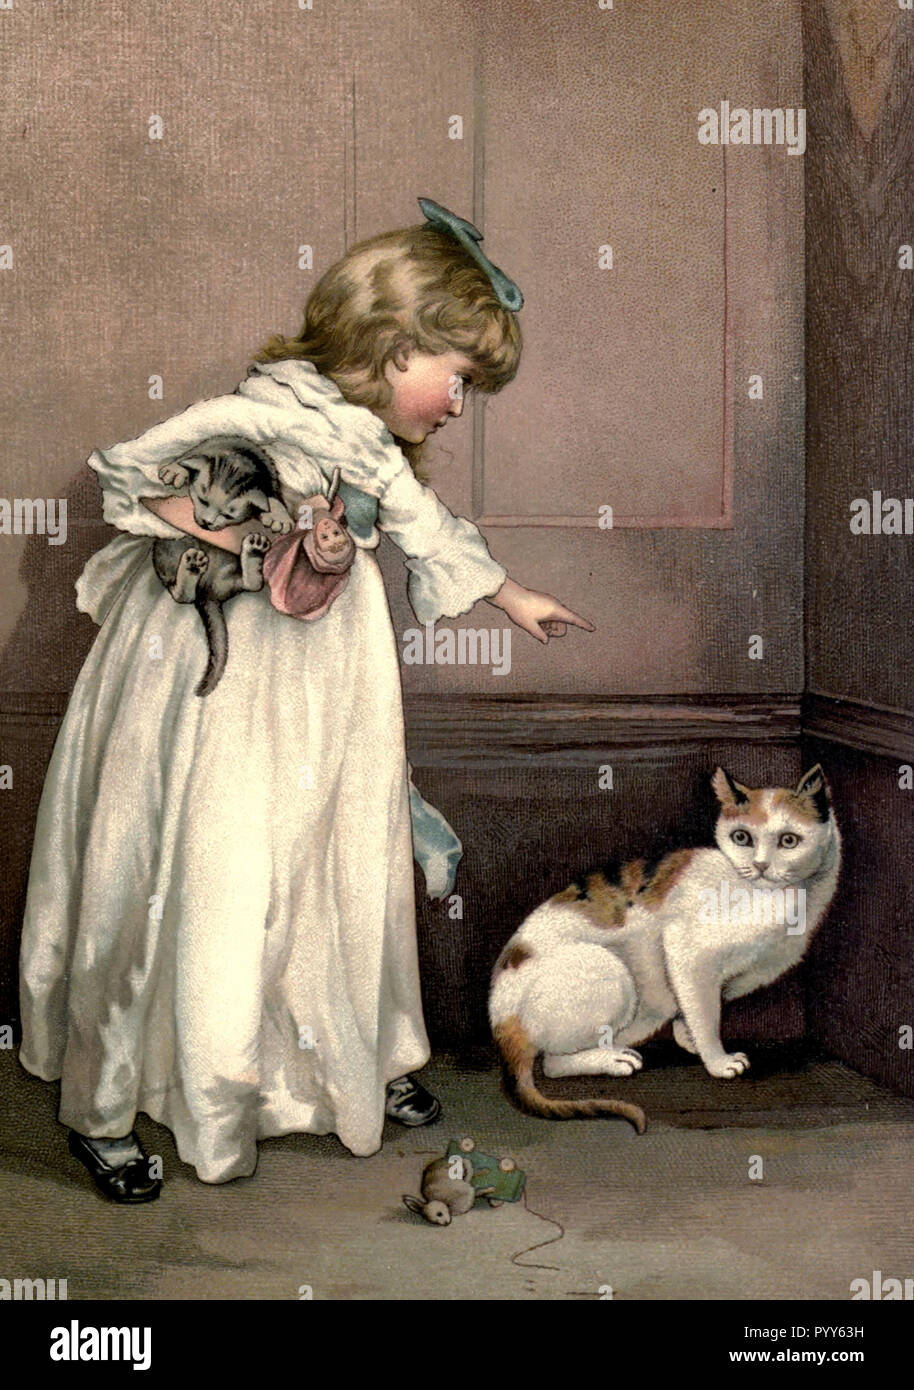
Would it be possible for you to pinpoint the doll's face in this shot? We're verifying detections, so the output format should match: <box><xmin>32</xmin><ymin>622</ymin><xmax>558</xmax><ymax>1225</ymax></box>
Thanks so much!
<box><xmin>314</xmin><ymin>515</ymin><xmax>353</xmax><ymax>560</ymax></box>
<box><xmin>377</xmin><ymin>346</ymin><xmax>476</xmax><ymax>444</ymax></box>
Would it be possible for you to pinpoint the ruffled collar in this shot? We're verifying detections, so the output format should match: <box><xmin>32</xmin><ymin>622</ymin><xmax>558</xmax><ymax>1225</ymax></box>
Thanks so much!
<box><xmin>246</xmin><ymin>358</ymin><xmax>397</xmax><ymax>450</ymax></box>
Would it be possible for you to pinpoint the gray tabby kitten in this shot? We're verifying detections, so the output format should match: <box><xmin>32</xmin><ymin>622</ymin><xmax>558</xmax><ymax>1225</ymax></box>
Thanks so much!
<box><xmin>152</xmin><ymin>437</ymin><xmax>294</xmax><ymax>696</ymax></box>
<box><xmin>490</xmin><ymin>766</ymin><xmax>841</xmax><ymax>1134</ymax></box>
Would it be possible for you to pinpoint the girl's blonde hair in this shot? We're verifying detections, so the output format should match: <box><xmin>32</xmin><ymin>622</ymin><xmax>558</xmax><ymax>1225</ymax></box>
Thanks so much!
<box><xmin>253</xmin><ymin>223</ymin><xmax>522</xmax><ymax>473</ymax></box>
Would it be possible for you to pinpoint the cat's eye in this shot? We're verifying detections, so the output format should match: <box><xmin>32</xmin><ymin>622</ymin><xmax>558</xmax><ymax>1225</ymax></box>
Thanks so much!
<box><xmin>779</xmin><ymin>832</ymin><xmax>802</xmax><ymax>848</ymax></box>
<box><xmin>730</xmin><ymin>829</ymin><xmax>752</xmax><ymax>846</ymax></box>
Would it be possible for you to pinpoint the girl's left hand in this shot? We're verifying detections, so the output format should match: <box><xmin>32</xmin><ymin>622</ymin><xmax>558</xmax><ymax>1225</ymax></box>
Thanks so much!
<box><xmin>488</xmin><ymin>578</ymin><xmax>595</xmax><ymax>644</ymax></box>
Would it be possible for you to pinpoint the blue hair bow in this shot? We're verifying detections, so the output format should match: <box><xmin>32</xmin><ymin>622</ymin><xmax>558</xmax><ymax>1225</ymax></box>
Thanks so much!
<box><xmin>418</xmin><ymin>197</ymin><xmax>524</xmax><ymax>311</ymax></box>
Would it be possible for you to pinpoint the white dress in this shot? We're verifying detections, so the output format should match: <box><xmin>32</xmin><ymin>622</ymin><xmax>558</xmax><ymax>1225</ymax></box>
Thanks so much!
<box><xmin>18</xmin><ymin>360</ymin><xmax>506</xmax><ymax>1182</ymax></box>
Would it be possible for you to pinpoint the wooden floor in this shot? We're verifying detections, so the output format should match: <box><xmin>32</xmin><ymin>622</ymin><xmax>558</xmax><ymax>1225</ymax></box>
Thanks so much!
<box><xmin>1</xmin><ymin>1042</ymin><xmax>912</xmax><ymax>1301</ymax></box>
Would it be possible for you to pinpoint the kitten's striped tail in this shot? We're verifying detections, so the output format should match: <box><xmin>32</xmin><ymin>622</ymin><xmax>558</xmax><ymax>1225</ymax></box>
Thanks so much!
<box><xmin>493</xmin><ymin>1016</ymin><xmax>647</xmax><ymax>1134</ymax></box>
<box><xmin>195</xmin><ymin>598</ymin><xmax>229</xmax><ymax>697</ymax></box>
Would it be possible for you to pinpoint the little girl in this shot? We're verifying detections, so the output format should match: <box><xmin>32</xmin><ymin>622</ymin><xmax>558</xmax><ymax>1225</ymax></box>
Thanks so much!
<box><xmin>18</xmin><ymin>204</ymin><xmax>591</xmax><ymax>1201</ymax></box>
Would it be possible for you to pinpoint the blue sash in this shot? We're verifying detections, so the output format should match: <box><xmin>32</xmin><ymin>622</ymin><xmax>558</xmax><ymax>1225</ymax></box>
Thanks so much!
<box><xmin>338</xmin><ymin>479</ymin><xmax>463</xmax><ymax>899</ymax></box>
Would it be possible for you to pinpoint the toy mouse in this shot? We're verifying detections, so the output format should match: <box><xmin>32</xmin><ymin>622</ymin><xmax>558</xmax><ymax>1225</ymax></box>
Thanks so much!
<box><xmin>402</xmin><ymin>1139</ymin><xmax>526</xmax><ymax>1226</ymax></box>
<box><xmin>402</xmin><ymin>1152</ymin><xmax>496</xmax><ymax>1226</ymax></box>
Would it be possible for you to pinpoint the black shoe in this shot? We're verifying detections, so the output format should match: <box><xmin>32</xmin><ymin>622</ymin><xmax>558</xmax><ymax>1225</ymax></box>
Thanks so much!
<box><xmin>68</xmin><ymin>1130</ymin><xmax>162</xmax><ymax>1204</ymax></box>
<box><xmin>385</xmin><ymin>1074</ymin><xmax>441</xmax><ymax>1127</ymax></box>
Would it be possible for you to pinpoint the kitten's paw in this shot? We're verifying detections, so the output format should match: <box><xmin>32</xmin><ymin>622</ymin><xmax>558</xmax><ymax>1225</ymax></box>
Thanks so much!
<box><xmin>159</xmin><ymin>462</ymin><xmax>191</xmax><ymax>488</ymax></box>
<box><xmin>241</xmin><ymin>532</ymin><xmax>271</xmax><ymax>556</ymax></box>
<box><xmin>705</xmin><ymin>1051</ymin><xmax>750</xmax><ymax>1079</ymax></box>
<box><xmin>259</xmin><ymin>508</ymin><xmax>294</xmax><ymax>534</ymax></box>
<box><xmin>179</xmin><ymin>547</ymin><xmax>208</xmax><ymax>575</ymax></box>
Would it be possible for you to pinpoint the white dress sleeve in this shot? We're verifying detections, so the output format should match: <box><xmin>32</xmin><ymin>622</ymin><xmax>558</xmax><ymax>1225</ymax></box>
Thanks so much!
<box><xmin>372</xmin><ymin>458</ymin><xmax>507</xmax><ymax>624</ymax></box>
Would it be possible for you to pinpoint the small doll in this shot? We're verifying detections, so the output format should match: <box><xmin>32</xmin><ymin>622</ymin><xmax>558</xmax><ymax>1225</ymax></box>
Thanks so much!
<box><xmin>262</xmin><ymin>470</ymin><xmax>357</xmax><ymax>621</ymax></box>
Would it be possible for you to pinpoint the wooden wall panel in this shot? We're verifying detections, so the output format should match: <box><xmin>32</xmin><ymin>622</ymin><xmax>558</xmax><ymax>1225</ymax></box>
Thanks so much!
<box><xmin>802</xmin><ymin>731</ymin><xmax>914</xmax><ymax>1100</ymax></box>
<box><xmin>395</xmin><ymin>0</ymin><xmax>807</xmax><ymax>696</ymax></box>
<box><xmin>800</xmin><ymin>1</ymin><xmax>914</xmax><ymax>1101</ymax></box>
<box><xmin>479</xmin><ymin>2</ymin><xmax>730</xmax><ymax>526</ymax></box>
<box><xmin>804</xmin><ymin>0</ymin><xmax>914</xmax><ymax>711</ymax></box>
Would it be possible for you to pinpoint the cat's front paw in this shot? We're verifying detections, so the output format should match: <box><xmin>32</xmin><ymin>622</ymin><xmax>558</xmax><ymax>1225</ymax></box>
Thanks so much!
<box><xmin>241</xmin><ymin>532</ymin><xmax>271</xmax><ymax>556</ymax></box>
<box><xmin>616</xmin><ymin>1047</ymin><xmax>643</xmax><ymax>1071</ymax></box>
<box><xmin>705</xmin><ymin>1051</ymin><xmax>750</xmax><ymax>1079</ymax></box>
<box><xmin>259</xmin><ymin>506</ymin><xmax>294</xmax><ymax>535</ymax></box>
<box><xmin>159</xmin><ymin>462</ymin><xmax>191</xmax><ymax>488</ymax></box>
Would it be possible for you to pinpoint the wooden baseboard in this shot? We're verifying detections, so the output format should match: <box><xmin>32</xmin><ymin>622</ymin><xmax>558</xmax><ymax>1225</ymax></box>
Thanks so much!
<box><xmin>4</xmin><ymin>689</ymin><xmax>911</xmax><ymax>766</ymax></box>
<box><xmin>803</xmin><ymin>692</ymin><xmax>914</xmax><ymax>763</ymax></box>
<box><xmin>0</xmin><ymin>692</ymin><xmax>69</xmax><ymax>726</ymax></box>
<box><xmin>403</xmin><ymin>693</ymin><xmax>802</xmax><ymax>768</ymax></box>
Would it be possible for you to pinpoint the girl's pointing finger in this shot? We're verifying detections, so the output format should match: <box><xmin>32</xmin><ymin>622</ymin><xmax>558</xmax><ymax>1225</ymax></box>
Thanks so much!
<box><xmin>550</xmin><ymin>603</ymin><xmax>595</xmax><ymax>632</ymax></box>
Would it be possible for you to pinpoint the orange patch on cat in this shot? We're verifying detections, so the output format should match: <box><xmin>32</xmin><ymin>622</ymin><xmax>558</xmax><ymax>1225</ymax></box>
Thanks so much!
<box><xmin>620</xmin><ymin>859</ymin><xmax>646</xmax><ymax>898</ymax></box>
<box><xmin>718</xmin><ymin>791</ymin><xmax>769</xmax><ymax>825</ymax></box>
<box><xmin>771</xmin><ymin>788</ymin><xmax>821</xmax><ymax>825</ymax></box>
<box><xmin>556</xmin><ymin>850</ymin><xmax>696</xmax><ymax>928</ymax></box>
<box><xmin>578</xmin><ymin>875</ymin><xmax>628</xmax><ymax>929</ymax></box>
<box><xmin>496</xmin><ymin>942</ymin><xmax>533</xmax><ymax>971</ymax></box>
<box><xmin>492</xmin><ymin>1014</ymin><xmax>537</xmax><ymax>1076</ymax></box>
<box><xmin>564</xmin><ymin>850</ymin><xmax>698</xmax><ymax>924</ymax></box>
<box><xmin>551</xmin><ymin>874</ymin><xmax>628</xmax><ymax>924</ymax></box>
<box><xmin>639</xmin><ymin>849</ymin><xmax>697</xmax><ymax>907</ymax></box>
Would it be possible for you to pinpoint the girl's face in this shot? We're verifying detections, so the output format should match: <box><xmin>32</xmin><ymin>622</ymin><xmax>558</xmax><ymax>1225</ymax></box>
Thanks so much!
<box><xmin>377</xmin><ymin>346</ymin><xmax>476</xmax><ymax>443</ymax></box>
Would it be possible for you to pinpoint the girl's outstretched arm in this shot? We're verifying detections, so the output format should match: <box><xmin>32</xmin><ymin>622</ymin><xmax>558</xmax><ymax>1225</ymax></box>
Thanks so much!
<box><xmin>373</xmin><ymin>450</ymin><xmax>595</xmax><ymax>638</ymax></box>
<box><xmin>487</xmin><ymin>577</ymin><xmax>595</xmax><ymax>644</ymax></box>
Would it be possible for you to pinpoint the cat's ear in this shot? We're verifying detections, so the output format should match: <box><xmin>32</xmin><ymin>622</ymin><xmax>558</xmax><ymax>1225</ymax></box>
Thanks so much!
<box><xmin>712</xmin><ymin>767</ymin><xmax>751</xmax><ymax>806</ymax></box>
<box><xmin>246</xmin><ymin>489</ymin><xmax>270</xmax><ymax>512</ymax></box>
<box><xmin>795</xmin><ymin>764</ymin><xmax>831</xmax><ymax>822</ymax></box>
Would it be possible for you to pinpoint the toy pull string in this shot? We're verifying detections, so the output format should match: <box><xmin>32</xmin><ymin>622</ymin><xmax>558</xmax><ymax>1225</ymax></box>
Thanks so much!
<box><xmin>509</xmin><ymin>1191</ymin><xmax>566</xmax><ymax>1271</ymax></box>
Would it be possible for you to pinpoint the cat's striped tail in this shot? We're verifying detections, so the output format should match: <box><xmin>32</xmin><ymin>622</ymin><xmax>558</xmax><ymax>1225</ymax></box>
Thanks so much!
<box><xmin>493</xmin><ymin>1016</ymin><xmax>647</xmax><ymax>1134</ymax></box>
<box><xmin>195</xmin><ymin>598</ymin><xmax>229</xmax><ymax>697</ymax></box>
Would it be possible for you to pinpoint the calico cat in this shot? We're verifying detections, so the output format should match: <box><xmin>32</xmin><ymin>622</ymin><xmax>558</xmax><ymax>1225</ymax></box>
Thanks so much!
<box><xmin>489</xmin><ymin>766</ymin><xmax>841</xmax><ymax>1134</ymax></box>
<box><xmin>152</xmin><ymin>437</ymin><xmax>294</xmax><ymax>696</ymax></box>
